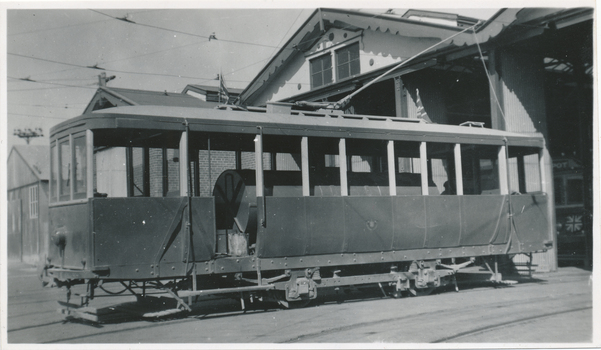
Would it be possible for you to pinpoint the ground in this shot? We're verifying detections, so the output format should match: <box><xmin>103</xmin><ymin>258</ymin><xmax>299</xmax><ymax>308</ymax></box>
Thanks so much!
<box><xmin>4</xmin><ymin>259</ymin><xmax>594</xmax><ymax>346</ymax></box>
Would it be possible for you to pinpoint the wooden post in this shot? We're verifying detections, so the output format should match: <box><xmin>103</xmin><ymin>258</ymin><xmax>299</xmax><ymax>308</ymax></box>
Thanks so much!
<box><xmin>498</xmin><ymin>145</ymin><xmax>509</xmax><ymax>195</ymax></box>
<box><xmin>420</xmin><ymin>141</ymin><xmax>428</xmax><ymax>195</ymax></box>
<box><xmin>387</xmin><ymin>140</ymin><xmax>396</xmax><ymax>195</ymax></box>
<box><xmin>339</xmin><ymin>138</ymin><xmax>348</xmax><ymax>196</ymax></box>
<box><xmin>179</xmin><ymin>129</ymin><xmax>188</xmax><ymax>197</ymax></box>
<box><xmin>454</xmin><ymin>143</ymin><xmax>463</xmax><ymax>195</ymax></box>
<box><xmin>69</xmin><ymin>134</ymin><xmax>74</xmax><ymax>201</ymax></box>
<box><xmin>255</xmin><ymin>129</ymin><xmax>264</xmax><ymax>197</ymax></box>
<box><xmin>86</xmin><ymin>130</ymin><xmax>94</xmax><ymax>199</ymax></box>
<box><xmin>301</xmin><ymin>137</ymin><xmax>310</xmax><ymax>196</ymax></box>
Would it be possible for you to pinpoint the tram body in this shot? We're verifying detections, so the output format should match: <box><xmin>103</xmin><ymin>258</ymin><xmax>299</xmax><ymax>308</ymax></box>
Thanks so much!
<box><xmin>43</xmin><ymin>103</ymin><xmax>551</xmax><ymax>314</ymax></box>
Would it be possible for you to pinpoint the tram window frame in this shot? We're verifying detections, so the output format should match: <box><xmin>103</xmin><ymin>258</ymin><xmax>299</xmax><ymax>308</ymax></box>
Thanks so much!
<box><xmin>393</xmin><ymin>140</ymin><xmax>424</xmax><ymax>195</ymax></box>
<box><xmin>58</xmin><ymin>136</ymin><xmax>72</xmax><ymax>202</ymax></box>
<box><xmin>507</xmin><ymin>146</ymin><xmax>543</xmax><ymax>194</ymax></box>
<box><xmin>306</xmin><ymin>137</ymin><xmax>342</xmax><ymax>196</ymax></box>
<box><xmin>345</xmin><ymin>138</ymin><xmax>389</xmax><ymax>196</ymax></box>
<box><xmin>90</xmin><ymin>129</ymin><xmax>183</xmax><ymax>198</ymax></box>
<box><xmin>50</xmin><ymin>142</ymin><xmax>58</xmax><ymax>203</ymax></box>
<box><xmin>460</xmin><ymin>144</ymin><xmax>502</xmax><ymax>195</ymax></box>
<box><xmin>426</xmin><ymin>142</ymin><xmax>457</xmax><ymax>195</ymax></box>
<box><xmin>73</xmin><ymin>133</ymin><xmax>87</xmax><ymax>200</ymax></box>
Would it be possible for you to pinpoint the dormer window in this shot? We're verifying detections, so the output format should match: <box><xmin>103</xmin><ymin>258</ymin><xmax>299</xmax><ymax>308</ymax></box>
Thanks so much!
<box><xmin>336</xmin><ymin>42</ymin><xmax>360</xmax><ymax>80</ymax></box>
<box><xmin>310</xmin><ymin>54</ymin><xmax>333</xmax><ymax>89</ymax></box>
<box><xmin>308</xmin><ymin>39</ymin><xmax>361</xmax><ymax>90</ymax></box>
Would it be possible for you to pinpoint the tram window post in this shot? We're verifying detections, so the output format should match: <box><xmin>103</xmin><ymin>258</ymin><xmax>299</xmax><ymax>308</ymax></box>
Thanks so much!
<box><xmin>254</xmin><ymin>128</ymin><xmax>264</xmax><ymax>197</ymax></box>
<box><xmin>69</xmin><ymin>134</ymin><xmax>75</xmax><ymax>201</ymax></box>
<box><xmin>539</xmin><ymin>148</ymin><xmax>546</xmax><ymax>192</ymax></box>
<box><xmin>498</xmin><ymin>145</ymin><xmax>509</xmax><ymax>195</ymax></box>
<box><xmin>454</xmin><ymin>143</ymin><xmax>464</xmax><ymax>195</ymax></box>
<box><xmin>387</xmin><ymin>140</ymin><xmax>396</xmax><ymax>196</ymax></box>
<box><xmin>51</xmin><ymin>141</ymin><xmax>57</xmax><ymax>202</ymax></box>
<box><xmin>86</xmin><ymin>130</ymin><xmax>94</xmax><ymax>199</ymax></box>
<box><xmin>517</xmin><ymin>155</ymin><xmax>527</xmax><ymax>193</ymax></box>
<box><xmin>179</xmin><ymin>130</ymin><xmax>189</xmax><ymax>197</ymax></box>
<box><xmin>301</xmin><ymin>136</ymin><xmax>310</xmax><ymax>196</ymax></box>
<box><xmin>420</xmin><ymin>141</ymin><xmax>428</xmax><ymax>195</ymax></box>
<box><xmin>339</xmin><ymin>138</ymin><xmax>348</xmax><ymax>196</ymax></box>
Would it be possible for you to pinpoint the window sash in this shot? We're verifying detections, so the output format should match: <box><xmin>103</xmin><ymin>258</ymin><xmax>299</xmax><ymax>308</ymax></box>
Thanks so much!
<box><xmin>29</xmin><ymin>185</ymin><xmax>38</xmax><ymax>219</ymax></box>
<box><xmin>336</xmin><ymin>43</ymin><xmax>360</xmax><ymax>80</ymax></box>
<box><xmin>310</xmin><ymin>55</ymin><xmax>332</xmax><ymax>88</ymax></box>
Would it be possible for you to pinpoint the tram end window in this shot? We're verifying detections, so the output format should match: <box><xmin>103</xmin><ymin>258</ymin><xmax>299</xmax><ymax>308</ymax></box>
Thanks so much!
<box><xmin>461</xmin><ymin>144</ymin><xmax>500</xmax><ymax>195</ymax></box>
<box><xmin>73</xmin><ymin>134</ymin><xmax>87</xmax><ymax>199</ymax></box>
<box><xmin>508</xmin><ymin>147</ymin><xmax>543</xmax><ymax>194</ymax></box>
<box><xmin>95</xmin><ymin>147</ymin><xmax>128</xmax><ymax>198</ymax></box>
<box><xmin>59</xmin><ymin>137</ymin><xmax>71</xmax><ymax>201</ymax></box>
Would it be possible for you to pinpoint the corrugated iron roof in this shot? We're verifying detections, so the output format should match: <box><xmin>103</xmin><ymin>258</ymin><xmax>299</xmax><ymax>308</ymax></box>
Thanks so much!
<box><xmin>83</xmin><ymin>86</ymin><xmax>221</xmax><ymax>114</ymax></box>
<box><xmin>103</xmin><ymin>87</ymin><xmax>219</xmax><ymax>108</ymax></box>
<box><xmin>10</xmin><ymin>145</ymin><xmax>50</xmax><ymax>180</ymax></box>
<box><xmin>183</xmin><ymin>84</ymin><xmax>244</xmax><ymax>95</ymax></box>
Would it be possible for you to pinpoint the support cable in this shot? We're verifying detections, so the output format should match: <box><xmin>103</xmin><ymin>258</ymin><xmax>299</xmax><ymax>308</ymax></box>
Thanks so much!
<box><xmin>472</xmin><ymin>30</ymin><xmax>508</xmax><ymax>127</ymax></box>
<box><xmin>330</xmin><ymin>21</ymin><xmax>482</xmax><ymax>110</ymax></box>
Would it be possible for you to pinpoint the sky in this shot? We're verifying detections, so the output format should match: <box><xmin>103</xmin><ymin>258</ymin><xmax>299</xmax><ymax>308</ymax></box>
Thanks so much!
<box><xmin>2</xmin><ymin>2</ymin><xmax>592</xmax><ymax>149</ymax></box>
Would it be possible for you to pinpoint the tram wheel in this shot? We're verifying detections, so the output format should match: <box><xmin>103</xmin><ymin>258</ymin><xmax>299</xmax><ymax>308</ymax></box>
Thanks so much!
<box><xmin>409</xmin><ymin>286</ymin><xmax>436</xmax><ymax>297</ymax></box>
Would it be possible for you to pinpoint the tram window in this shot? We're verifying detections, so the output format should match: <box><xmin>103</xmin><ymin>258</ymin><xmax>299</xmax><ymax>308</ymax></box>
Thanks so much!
<box><xmin>95</xmin><ymin>147</ymin><xmax>128</xmax><ymax>197</ymax></box>
<box><xmin>131</xmin><ymin>147</ymin><xmax>145</xmax><ymax>197</ymax></box>
<box><xmin>308</xmin><ymin>137</ymin><xmax>341</xmax><ymax>196</ymax></box>
<box><xmin>51</xmin><ymin>143</ymin><xmax>57</xmax><ymax>202</ymax></box>
<box><xmin>394</xmin><ymin>141</ymin><xmax>423</xmax><ymax>195</ymax></box>
<box><xmin>59</xmin><ymin>137</ymin><xmax>71</xmax><ymax>201</ymax></box>
<box><xmin>73</xmin><ymin>135</ymin><xmax>87</xmax><ymax>199</ymax></box>
<box><xmin>346</xmin><ymin>139</ymin><xmax>388</xmax><ymax>195</ymax></box>
<box><xmin>149</xmin><ymin>148</ymin><xmax>164</xmax><ymax>197</ymax></box>
<box><xmin>165</xmin><ymin>149</ymin><xmax>180</xmax><ymax>197</ymax></box>
<box><xmin>566</xmin><ymin>178</ymin><xmax>583</xmax><ymax>204</ymax></box>
<box><xmin>508</xmin><ymin>147</ymin><xmax>542</xmax><ymax>194</ymax></box>
<box><xmin>461</xmin><ymin>145</ymin><xmax>500</xmax><ymax>195</ymax></box>
<box><xmin>276</xmin><ymin>153</ymin><xmax>301</xmax><ymax>171</ymax></box>
<box><xmin>427</xmin><ymin>143</ymin><xmax>456</xmax><ymax>195</ymax></box>
<box><xmin>196</xmin><ymin>150</ymin><xmax>236</xmax><ymax>196</ymax></box>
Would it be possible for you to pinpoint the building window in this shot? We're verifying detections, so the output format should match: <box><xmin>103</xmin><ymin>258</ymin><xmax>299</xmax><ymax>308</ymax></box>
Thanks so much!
<box><xmin>310</xmin><ymin>54</ymin><xmax>333</xmax><ymax>89</ymax></box>
<box><xmin>336</xmin><ymin>42</ymin><xmax>360</xmax><ymax>80</ymax></box>
<box><xmin>29</xmin><ymin>185</ymin><xmax>38</xmax><ymax>219</ymax></box>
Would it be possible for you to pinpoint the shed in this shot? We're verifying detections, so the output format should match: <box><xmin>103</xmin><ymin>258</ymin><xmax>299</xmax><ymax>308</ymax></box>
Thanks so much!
<box><xmin>7</xmin><ymin>145</ymin><xmax>50</xmax><ymax>265</ymax></box>
<box><xmin>83</xmin><ymin>86</ymin><xmax>221</xmax><ymax>114</ymax></box>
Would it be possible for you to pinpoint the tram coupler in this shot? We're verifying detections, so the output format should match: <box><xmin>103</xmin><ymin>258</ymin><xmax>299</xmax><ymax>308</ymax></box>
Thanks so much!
<box><xmin>284</xmin><ymin>269</ymin><xmax>318</xmax><ymax>301</ymax></box>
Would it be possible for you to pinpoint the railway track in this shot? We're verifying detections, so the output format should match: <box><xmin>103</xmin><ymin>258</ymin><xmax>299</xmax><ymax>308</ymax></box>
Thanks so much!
<box><xmin>7</xmin><ymin>271</ymin><xmax>592</xmax><ymax>344</ymax></box>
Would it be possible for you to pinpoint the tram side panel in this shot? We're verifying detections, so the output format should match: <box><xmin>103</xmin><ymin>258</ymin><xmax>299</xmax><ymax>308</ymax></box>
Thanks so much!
<box><xmin>48</xmin><ymin>203</ymin><xmax>90</xmax><ymax>270</ymax></box>
<box><xmin>510</xmin><ymin>193</ymin><xmax>550</xmax><ymax>249</ymax></box>
<box><xmin>258</xmin><ymin>194</ymin><xmax>518</xmax><ymax>258</ymax></box>
<box><xmin>89</xmin><ymin>197</ymin><xmax>216</xmax><ymax>280</ymax></box>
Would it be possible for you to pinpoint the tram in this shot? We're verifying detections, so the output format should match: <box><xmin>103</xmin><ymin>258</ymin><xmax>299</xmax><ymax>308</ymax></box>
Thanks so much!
<box><xmin>42</xmin><ymin>102</ymin><xmax>551</xmax><ymax>320</ymax></box>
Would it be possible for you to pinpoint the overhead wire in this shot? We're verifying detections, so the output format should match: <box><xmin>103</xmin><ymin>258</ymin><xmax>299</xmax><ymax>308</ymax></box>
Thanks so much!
<box><xmin>8</xmin><ymin>9</ymin><xmax>157</xmax><ymax>36</ymax></box>
<box><xmin>89</xmin><ymin>9</ymin><xmax>281</xmax><ymax>49</ymax></box>
<box><xmin>8</xmin><ymin>75</ymin><xmax>98</xmax><ymax>90</ymax></box>
<box><xmin>333</xmin><ymin>21</ymin><xmax>482</xmax><ymax>109</ymax></box>
<box><xmin>8</xmin><ymin>112</ymin><xmax>73</xmax><ymax>120</ymax></box>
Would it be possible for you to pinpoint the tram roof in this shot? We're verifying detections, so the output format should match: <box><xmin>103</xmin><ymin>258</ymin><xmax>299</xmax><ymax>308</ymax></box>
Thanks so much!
<box><xmin>50</xmin><ymin>105</ymin><xmax>544</xmax><ymax>148</ymax></box>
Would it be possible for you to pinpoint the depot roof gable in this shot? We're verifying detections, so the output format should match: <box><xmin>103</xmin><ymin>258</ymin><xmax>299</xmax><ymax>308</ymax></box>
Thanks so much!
<box><xmin>83</xmin><ymin>86</ymin><xmax>219</xmax><ymax>114</ymax></box>
<box><xmin>238</xmin><ymin>8</ymin><xmax>524</xmax><ymax>105</ymax></box>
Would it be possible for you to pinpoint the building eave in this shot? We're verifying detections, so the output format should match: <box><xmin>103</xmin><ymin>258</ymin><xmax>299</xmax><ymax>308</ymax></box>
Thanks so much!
<box><xmin>239</xmin><ymin>8</ymin><xmax>521</xmax><ymax>106</ymax></box>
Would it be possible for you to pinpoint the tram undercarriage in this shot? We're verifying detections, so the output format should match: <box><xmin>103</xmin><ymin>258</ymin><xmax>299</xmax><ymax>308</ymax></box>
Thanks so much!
<box><xmin>45</xmin><ymin>255</ymin><xmax>522</xmax><ymax>323</ymax></box>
